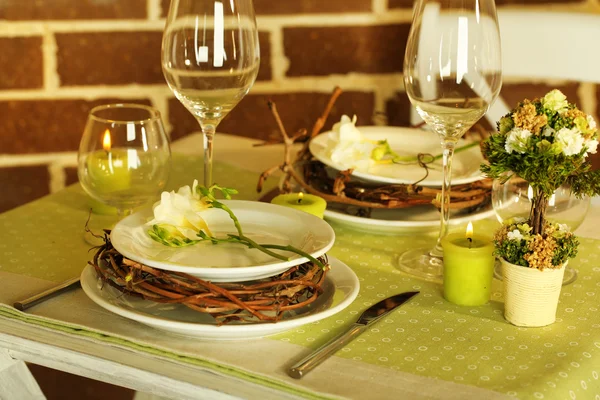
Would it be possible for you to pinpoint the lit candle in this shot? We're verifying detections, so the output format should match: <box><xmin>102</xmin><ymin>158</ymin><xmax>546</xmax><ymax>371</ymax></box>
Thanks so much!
<box><xmin>270</xmin><ymin>192</ymin><xmax>327</xmax><ymax>219</ymax></box>
<box><xmin>85</xmin><ymin>130</ymin><xmax>131</xmax><ymax>196</ymax></box>
<box><xmin>441</xmin><ymin>222</ymin><xmax>495</xmax><ymax>306</ymax></box>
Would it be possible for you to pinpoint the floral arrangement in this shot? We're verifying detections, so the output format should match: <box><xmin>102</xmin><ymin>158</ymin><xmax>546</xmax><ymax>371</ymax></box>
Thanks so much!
<box><xmin>481</xmin><ymin>89</ymin><xmax>600</xmax><ymax>269</ymax></box>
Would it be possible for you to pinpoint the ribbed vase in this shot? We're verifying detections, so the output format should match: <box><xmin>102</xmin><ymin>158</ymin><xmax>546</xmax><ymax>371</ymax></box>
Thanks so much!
<box><xmin>501</xmin><ymin>258</ymin><xmax>566</xmax><ymax>327</ymax></box>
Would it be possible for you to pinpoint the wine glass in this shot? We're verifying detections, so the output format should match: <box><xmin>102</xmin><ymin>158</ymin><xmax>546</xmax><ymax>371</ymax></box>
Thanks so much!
<box><xmin>399</xmin><ymin>0</ymin><xmax>502</xmax><ymax>282</ymax></box>
<box><xmin>77</xmin><ymin>104</ymin><xmax>171</xmax><ymax>232</ymax></box>
<box><xmin>161</xmin><ymin>0</ymin><xmax>260</xmax><ymax>187</ymax></box>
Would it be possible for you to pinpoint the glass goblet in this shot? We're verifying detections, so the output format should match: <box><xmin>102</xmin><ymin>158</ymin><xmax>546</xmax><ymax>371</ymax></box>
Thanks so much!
<box><xmin>161</xmin><ymin>0</ymin><xmax>260</xmax><ymax>187</ymax></box>
<box><xmin>77</xmin><ymin>104</ymin><xmax>171</xmax><ymax>229</ymax></box>
<box><xmin>491</xmin><ymin>175</ymin><xmax>591</xmax><ymax>285</ymax></box>
<box><xmin>398</xmin><ymin>0</ymin><xmax>502</xmax><ymax>282</ymax></box>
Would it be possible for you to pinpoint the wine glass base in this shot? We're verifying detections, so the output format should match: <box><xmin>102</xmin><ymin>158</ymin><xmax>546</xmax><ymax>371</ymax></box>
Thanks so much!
<box><xmin>395</xmin><ymin>247</ymin><xmax>444</xmax><ymax>283</ymax></box>
<box><xmin>493</xmin><ymin>260</ymin><xmax>577</xmax><ymax>286</ymax></box>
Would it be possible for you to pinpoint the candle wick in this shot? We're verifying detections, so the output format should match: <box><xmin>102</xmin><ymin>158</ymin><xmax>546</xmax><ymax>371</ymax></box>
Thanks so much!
<box><xmin>468</xmin><ymin>237</ymin><xmax>472</xmax><ymax>249</ymax></box>
<box><xmin>297</xmin><ymin>198</ymin><xmax>302</xmax><ymax>204</ymax></box>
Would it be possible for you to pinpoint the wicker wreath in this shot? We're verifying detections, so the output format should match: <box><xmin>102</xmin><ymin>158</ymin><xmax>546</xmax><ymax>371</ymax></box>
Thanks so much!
<box><xmin>89</xmin><ymin>231</ymin><xmax>329</xmax><ymax>325</ymax></box>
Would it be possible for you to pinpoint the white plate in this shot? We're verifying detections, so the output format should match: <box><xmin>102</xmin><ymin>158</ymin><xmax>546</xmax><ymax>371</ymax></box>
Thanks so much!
<box><xmin>324</xmin><ymin>204</ymin><xmax>495</xmax><ymax>235</ymax></box>
<box><xmin>80</xmin><ymin>257</ymin><xmax>360</xmax><ymax>340</ymax></box>
<box><xmin>111</xmin><ymin>200</ymin><xmax>335</xmax><ymax>282</ymax></box>
<box><xmin>309</xmin><ymin>126</ymin><xmax>485</xmax><ymax>186</ymax></box>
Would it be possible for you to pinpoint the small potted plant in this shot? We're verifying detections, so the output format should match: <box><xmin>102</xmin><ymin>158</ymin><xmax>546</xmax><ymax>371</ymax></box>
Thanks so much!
<box><xmin>480</xmin><ymin>89</ymin><xmax>600</xmax><ymax>327</ymax></box>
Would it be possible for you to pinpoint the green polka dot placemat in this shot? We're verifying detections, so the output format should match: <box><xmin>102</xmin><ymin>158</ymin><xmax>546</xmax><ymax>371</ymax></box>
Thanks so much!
<box><xmin>1</xmin><ymin>153</ymin><xmax>599</xmax><ymax>399</ymax></box>
<box><xmin>0</xmin><ymin>155</ymin><xmax>277</xmax><ymax>282</ymax></box>
<box><xmin>272</xmin><ymin>226</ymin><xmax>600</xmax><ymax>400</ymax></box>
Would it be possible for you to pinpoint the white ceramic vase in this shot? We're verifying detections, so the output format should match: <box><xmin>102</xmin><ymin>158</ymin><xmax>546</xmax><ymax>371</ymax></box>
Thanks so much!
<box><xmin>500</xmin><ymin>258</ymin><xmax>567</xmax><ymax>327</ymax></box>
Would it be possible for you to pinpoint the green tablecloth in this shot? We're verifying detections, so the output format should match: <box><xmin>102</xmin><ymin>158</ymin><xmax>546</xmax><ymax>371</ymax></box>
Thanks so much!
<box><xmin>1</xmin><ymin>154</ymin><xmax>599</xmax><ymax>400</ymax></box>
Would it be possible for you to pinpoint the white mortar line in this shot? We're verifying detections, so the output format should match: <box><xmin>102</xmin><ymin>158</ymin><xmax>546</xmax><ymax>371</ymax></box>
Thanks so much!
<box><xmin>0</xmin><ymin>152</ymin><xmax>77</xmax><ymax>167</ymax></box>
<box><xmin>42</xmin><ymin>27</ymin><xmax>60</xmax><ymax>90</ymax></box>
<box><xmin>264</xmin><ymin>26</ymin><xmax>287</xmax><ymax>82</ymax></box>
<box><xmin>578</xmin><ymin>82</ymin><xmax>597</xmax><ymax>119</ymax></box>
<box><xmin>48</xmin><ymin>162</ymin><xmax>67</xmax><ymax>193</ymax></box>
<box><xmin>373</xmin><ymin>0</ymin><xmax>387</xmax><ymax>14</ymax></box>
<box><xmin>148</xmin><ymin>0</ymin><xmax>163</xmax><ymax>21</ymax></box>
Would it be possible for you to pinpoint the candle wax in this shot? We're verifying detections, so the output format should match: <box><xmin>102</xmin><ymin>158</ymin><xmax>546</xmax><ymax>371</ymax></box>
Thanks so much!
<box><xmin>441</xmin><ymin>232</ymin><xmax>495</xmax><ymax>306</ymax></box>
<box><xmin>271</xmin><ymin>193</ymin><xmax>327</xmax><ymax>219</ymax></box>
<box><xmin>86</xmin><ymin>149</ymin><xmax>131</xmax><ymax>195</ymax></box>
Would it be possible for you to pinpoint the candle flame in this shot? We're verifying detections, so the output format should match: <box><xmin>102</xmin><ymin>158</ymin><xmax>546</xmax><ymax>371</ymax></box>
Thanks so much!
<box><xmin>297</xmin><ymin>192</ymin><xmax>304</xmax><ymax>204</ymax></box>
<box><xmin>466</xmin><ymin>221</ymin><xmax>474</xmax><ymax>239</ymax></box>
<box><xmin>102</xmin><ymin>130</ymin><xmax>112</xmax><ymax>152</ymax></box>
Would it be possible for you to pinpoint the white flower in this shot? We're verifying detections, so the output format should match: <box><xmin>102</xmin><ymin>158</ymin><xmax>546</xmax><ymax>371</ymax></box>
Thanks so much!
<box><xmin>557</xmin><ymin>223</ymin><xmax>569</xmax><ymax>233</ymax></box>
<box><xmin>332</xmin><ymin>115</ymin><xmax>362</xmax><ymax>143</ymax></box>
<box><xmin>507</xmin><ymin>229</ymin><xmax>524</xmax><ymax>241</ymax></box>
<box><xmin>504</xmin><ymin>128</ymin><xmax>532</xmax><ymax>154</ymax></box>
<box><xmin>542</xmin><ymin>126</ymin><xmax>555</xmax><ymax>137</ymax></box>
<box><xmin>584</xmin><ymin>138</ymin><xmax>598</xmax><ymax>155</ymax></box>
<box><xmin>146</xmin><ymin>180</ymin><xmax>211</xmax><ymax>240</ymax></box>
<box><xmin>587</xmin><ymin>115</ymin><xmax>597</xmax><ymax>130</ymax></box>
<box><xmin>542</xmin><ymin>89</ymin><xmax>569</xmax><ymax>114</ymax></box>
<box><xmin>555</xmin><ymin>127</ymin><xmax>585</xmax><ymax>156</ymax></box>
<box><xmin>327</xmin><ymin>115</ymin><xmax>375</xmax><ymax>172</ymax></box>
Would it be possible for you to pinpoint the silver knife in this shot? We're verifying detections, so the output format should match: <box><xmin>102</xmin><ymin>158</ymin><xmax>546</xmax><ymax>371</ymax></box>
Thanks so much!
<box><xmin>288</xmin><ymin>291</ymin><xmax>419</xmax><ymax>379</ymax></box>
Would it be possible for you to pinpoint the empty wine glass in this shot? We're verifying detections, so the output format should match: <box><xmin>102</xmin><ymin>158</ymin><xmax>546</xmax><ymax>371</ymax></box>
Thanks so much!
<box><xmin>78</xmin><ymin>104</ymin><xmax>171</xmax><ymax>219</ymax></box>
<box><xmin>161</xmin><ymin>0</ymin><xmax>260</xmax><ymax>186</ymax></box>
<box><xmin>399</xmin><ymin>0</ymin><xmax>502</xmax><ymax>282</ymax></box>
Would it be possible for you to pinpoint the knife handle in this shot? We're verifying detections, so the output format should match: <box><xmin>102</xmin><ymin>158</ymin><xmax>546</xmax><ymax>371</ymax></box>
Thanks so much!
<box><xmin>288</xmin><ymin>323</ymin><xmax>367</xmax><ymax>379</ymax></box>
<box><xmin>13</xmin><ymin>277</ymin><xmax>81</xmax><ymax>311</ymax></box>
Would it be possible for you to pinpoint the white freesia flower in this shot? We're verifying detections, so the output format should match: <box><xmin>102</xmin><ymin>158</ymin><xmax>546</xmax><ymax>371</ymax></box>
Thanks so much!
<box><xmin>146</xmin><ymin>180</ymin><xmax>211</xmax><ymax>240</ymax></box>
<box><xmin>507</xmin><ymin>229</ymin><xmax>524</xmax><ymax>241</ymax></box>
<box><xmin>504</xmin><ymin>128</ymin><xmax>532</xmax><ymax>154</ymax></box>
<box><xmin>584</xmin><ymin>138</ymin><xmax>598</xmax><ymax>155</ymax></box>
<box><xmin>327</xmin><ymin>115</ymin><xmax>375</xmax><ymax>172</ymax></box>
<box><xmin>557</xmin><ymin>223</ymin><xmax>569</xmax><ymax>233</ymax></box>
<box><xmin>542</xmin><ymin>89</ymin><xmax>569</xmax><ymax>113</ymax></box>
<box><xmin>555</xmin><ymin>127</ymin><xmax>585</xmax><ymax>156</ymax></box>
<box><xmin>542</xmin><ymin>126</ymin><xmax>555</xmax><ymax>137</ymax></box>
<box><xmin>587</xmin><ymin>115</ymin><xmax>597</xmax><ymax>130</ymax></box>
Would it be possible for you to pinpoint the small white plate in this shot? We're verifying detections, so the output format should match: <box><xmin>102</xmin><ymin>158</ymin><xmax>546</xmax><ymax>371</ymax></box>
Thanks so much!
<box><xmin>111</xmin><ymin>200</ymin><xmax>335</xmax><ymax>282</ymax></box>
<box><xmin>324</xmin><ymin>204</ymin><xmax>495</xmax><ymax>235</ymax></box>
<box><xmin>309</xmin><ymin>126</ymin><xmax>485</xmax><ymax>186</ymax></box>
<box><xmin>80</xmin><ymin>257</ymin><xmax>360</xmax><ymax>340</ymax></box>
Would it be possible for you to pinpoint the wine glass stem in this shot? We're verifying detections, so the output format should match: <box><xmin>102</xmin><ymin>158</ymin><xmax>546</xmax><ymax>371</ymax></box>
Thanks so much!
<box><xmin>432</xmin><ymin>141</ymin><xmax>456</xmax><ymax>258</ymax></box>
<box><xmin>202</xmin><ymin>124</ymin><xmax>216</xmax><ymax>187</ymax></box>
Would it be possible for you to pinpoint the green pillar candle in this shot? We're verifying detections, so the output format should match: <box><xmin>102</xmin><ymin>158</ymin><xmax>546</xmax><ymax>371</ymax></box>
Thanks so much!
<box><xmin>271</xmin><ymin>192</ymin><xmax>327</xmax><ymax>219</ymax></box>
<box><xmin>86</xmin><ymin>148</ymin><xmax>131</xmax><ymax>194</ymax></box>
<box><xmin>441</xmin><ymin>224</ymin><xmax>495</xmax><ymax>306</ymax></box>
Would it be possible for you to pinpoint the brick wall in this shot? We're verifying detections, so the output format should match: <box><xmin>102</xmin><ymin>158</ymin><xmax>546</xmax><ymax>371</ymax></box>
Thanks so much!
<box><xmin>1</xmin><ymin>0</ymin><xmax>600</xmax><ymax>213</ymax></box>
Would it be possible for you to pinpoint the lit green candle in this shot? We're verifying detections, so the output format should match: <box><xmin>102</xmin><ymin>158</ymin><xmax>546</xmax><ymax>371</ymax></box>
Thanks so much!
<box><xmin>85</xmin><ymin>130</ymin><xmax>131</xmax><ymax>195</ymax></box>
<box><xmin>271</xmin><ymin>192</ymin><xmax>327</xmax><ymax>219</ymax></box>
<box><xmin>441</xmin><ymin>222</ymin><xmax>495</xmax><ymax>306</ymax></box>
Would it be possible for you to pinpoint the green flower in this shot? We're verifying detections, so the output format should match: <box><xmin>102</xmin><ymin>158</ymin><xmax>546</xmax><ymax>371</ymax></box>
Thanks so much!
<box><xmin>497</xmin><ymin>116</ymin><xmax>514</xmax><ymax>135</ymax></box>
<box><xmin>541</xmin><ymin>89</ymin><xmax>569</xmax><ymax>114</ymax></box>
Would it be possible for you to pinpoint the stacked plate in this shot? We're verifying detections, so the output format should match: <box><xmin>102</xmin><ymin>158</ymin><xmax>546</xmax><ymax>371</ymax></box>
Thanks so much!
<box><xmin>308</xmin><ymin>126</ymin><xmax>495</xmax><ymax>234</ymax></box>
<box><xmin>80</xmin><ymin>200</ymin><xmax>360</xmax><ymax>340</ymax></box>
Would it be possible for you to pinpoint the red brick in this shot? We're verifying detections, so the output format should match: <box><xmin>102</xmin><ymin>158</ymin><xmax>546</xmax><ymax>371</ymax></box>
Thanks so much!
<box><xmin>161</xmin><ymin>0</ymin><xmax>370</xmax><ymax>17</ymax></box>
<box><xmin>385</xmin><ymin>92</ymin><xmax>412</xmax><ymax>127</ymax></box>
<box><xmin>495</xmin><ymin>0</ymin><xmax>583</xmax><ymax>3</ymax></box>
<box><xmin>0</xmin><ymin>37</ymin><xmax>43</xmax><ymax>89</ymax></box>
<box><xmin>0</xmin><ymin>165</ymin><xmax>49</xmax><ymax>213</ymax></box>
<box><xmin>65</xmin><ymin>167</ymin><xmax>79</xmax><ymax>186</ymax></box>
<box><xmin>56</xmin><ymin>32</ymin><xmax>164</xmax><ymax>86</ymax></box>
<box><xmin>284</xmin><ymin>25</ymin><xmax>411</xmax><ymax>76</ymax></box>
<box><xmin>254</xmin><ymin>0</ymin><xmax>370</xmax><ymax>14</ymax></box>
<box><xmin>0</xmin><ymin>0</ymin><xmax>147</xmax><ymax>20</ymax></box>
<box><xmin>169</xmin><ymin>91</ymin><xmax>375</xmax><ymax>142</ymax></box>
<box><xmin>500</xmin><ymin>83</ymin><xmax>580</xmax><ymax>111</ymax></box>
<box><xmin>0</xmin><ymin>99</ymin><xmax>152</xmax><ymax>154</ymax></box>
<box><xmin>388</xmin><ymin>0</ymin><xmax>415</xmax><ymax>8</ymax></box>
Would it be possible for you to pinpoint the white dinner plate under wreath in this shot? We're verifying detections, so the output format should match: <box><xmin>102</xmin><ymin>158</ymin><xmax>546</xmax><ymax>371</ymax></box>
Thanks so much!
<box><xmin>324</xmin><ymin>204</ymin><xmax>495</xmax><ymax>235</ymax></box>
<box><xmin>80</xmin><ymin>257</ymin><xmax>360</xmax><ymax>340</ymax></box>
<box><xmin>309</xmin><ymin>126</ymin><xmax>485</xmax><ymax>186</ymax></box>
<box><xmin>111</xmin><ymin>200</ymin><xmax>335</xmax><ymax>282</ymax></box>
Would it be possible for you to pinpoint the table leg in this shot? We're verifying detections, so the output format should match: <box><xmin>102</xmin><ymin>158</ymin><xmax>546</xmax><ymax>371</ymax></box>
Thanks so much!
<box><xmin>0</xmin><ymin>350</ymin><xmax>46</xmax><ymax>400</ymax></box>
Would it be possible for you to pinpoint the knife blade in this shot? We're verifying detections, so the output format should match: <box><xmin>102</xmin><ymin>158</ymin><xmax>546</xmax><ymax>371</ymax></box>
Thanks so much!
<box><xmin>288</xmin><ymin>291</ymin><xmax>419</xmax><ymax>379</ymax></box>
